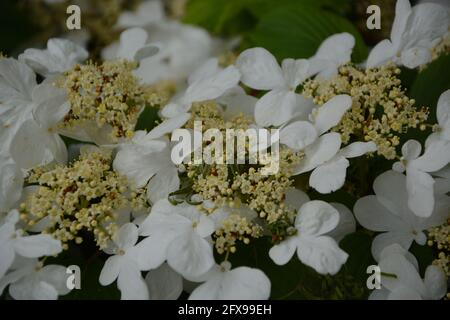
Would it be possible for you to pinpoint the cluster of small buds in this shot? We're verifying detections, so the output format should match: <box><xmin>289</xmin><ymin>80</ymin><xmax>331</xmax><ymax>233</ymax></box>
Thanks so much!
<box><xmin>58</xmin><ymin>60</ymin><xmax>167</xmax><ymax>141</ymax></box>
<box><xmin>428</xmin><ymin>219</ymin><xmax>450</xmax><ymax>286</ymax></box>
<box><xmin>303</xmin><ymin>64</ymin><xmax>429</xmax><ymax>159</ymax></box>
<box><xmin>20</xmin><ymin>149</ymin><xmax>148</xmax><ymax>249</ymax></box>
<box><xmin>214</xmin><ymin>214</ymin><xmax>263</xmax><ymax>255</ymax></box>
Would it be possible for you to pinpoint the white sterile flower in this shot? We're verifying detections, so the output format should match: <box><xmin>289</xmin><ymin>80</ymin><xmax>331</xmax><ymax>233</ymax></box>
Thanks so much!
<box><xmin>19</xmin><ymin>38</ymin><xmax>88</xmax><ymax>77</ymax></box>
<box><xmin>269</xmin><ymin>200</ymin><xmax>348</xmax><ymax>275</ymax></box>
<box><xmin>0</xmin><ymin>155</ymin><xmax>23</xmax><ymax>213</ymax></box>
<box><xmin>145</xmin><ymin>262</ymin><xmax>183</xmax><ymax>300</ymax></box>
<box><xmin>135</xmin><ymin>21</ymin><xmax>213</xmax><ymax>85</ymax></box>
<box><xmin>309</xmin><ymin>33</ymin><xmax>355</xmax><ymax>80</ymax></box>
<box><xmin>160</xmin><ymin>58</ymin><xmax>240</xmax><ymax>119</ymax></box>
<box><xmin>236</xmin><ymin>47</ymin><xmax>314</xmax><ymax>127</ymax></box>
<box><xmin>99</xmin><ymin>223</ymin><xmax>159</xmax><ymax>300</ymax></box>
<box><xmin>393</xmin><ymin>139</ymin><xmax>450</xmax><ymax>217</ymax></box>
<box><xmin>10</xmin><ymin>84</ymin><xmax>70</xmax><ymax>169</ymax></box>
<box><xmin>113</xmin><ymin>129</ymin><xmax>181</xmax><ymax>204</ymax></box>
<box><xmin>188</xmin><ymin>261</ymin><xmax>271</xmax><ymax>300</ymax></box>
<box><xmin>116</xmin><ymin>0</ymin><xmax>165</xmax><ymax>28</ymax></box>
<box><xmin>369</xmin><ymin>244</ymin><xmax>447</xmax><ymax>300</ymax></box>
<box><xmin>426</xmin><ymin>89</ymin><xmax>450</xmax><ymax>144</ymax></box>
<box><xmin>354</xmin><ymin>170</ymin><xmax>450</xmax><ymax>260</ymax></box>
<box><xmin>0</xmin><ymin>210</ymin><xmax>62</xmax><ymax>279</ymax></box>
<box><xmin>281</xmin><ymin>95</ymin><xmax>376</xmax><ymax>193</ymax></box>
<box><xmin>139</xmin><ymin>199</ymin><xmax>215</xmax><ymax>278</ymax></box>
<box><xmin>0</xmin><ymin>258</ymin><xmax>71</xmax><ymax>300</ymax></box>
<box><xmin>367</xmin><ymin>0</ymin><xmax>450</xmax><ymax>69</ymax></box>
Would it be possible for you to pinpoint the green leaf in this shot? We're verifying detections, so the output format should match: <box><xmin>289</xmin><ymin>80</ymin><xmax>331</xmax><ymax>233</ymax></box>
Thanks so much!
<box><xmin>410</xmin><ymin>54</ymin><xmax>450</xmax><ymax>123</ymax></box>
<box><xmin>135</xmin><ymin>105</ymin><xmax>161</xmax><ymax>132</ymax></box>
<box><xmin>245</xmin><ymin>4</ymin><xmax>368</xmax><ymax>63</ymax></box>
<box><xmin>340</xmin><ymin>232</ymin><xmax>376</xmax><ymax>283</ymax></box>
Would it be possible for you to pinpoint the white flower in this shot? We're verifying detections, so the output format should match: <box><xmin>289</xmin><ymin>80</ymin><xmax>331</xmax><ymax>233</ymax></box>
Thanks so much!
<box><xmin>0</xmin><ymin>155</ymin><xmax>23</xmax><ymax>213</ymax></box>
<box><xmin>99</xmin><ymin>223</ymin><xmax>159</xmax><ymax>300</ymax></box>
<box><xmin>369</xmin><ymin>244</ymin><xmax>447</xmax><ymax>300</ymax></box>
<box><xmin>188</xmin><ymin>261</ymin><xmax>271</xmax><ymax>300</ymax></box>
<box><xmin>236</xmin><ymin>47</ymin><xmax>315</xmax><ymax>127</ymax></box>
<box><xmin>145</xmin><ymin>262</ymin><xmax>183</xmax><ymax>300</ymax></box>
<box><xmin>280</xmin><ymin>95</ymin><xmax>376</xmax><ymax>193</ymax></box>
<box><xmin>426</xmin><ymin>89</ymin><xmax>450</xmax><ymax>144</ymax></box>
<box><xmin>139</xmin><ymin>199</ymin><xmax>215</xmax><ymax>278</ymax></box>
<box><xmin>160</xmin><ymin>58</ymin><xmax>240</xmax><ymax>119</ymax></box>
<box><xmin>269</xmin><ymin>200</ymin><xmax>348</xmax><ymax>275</ymax></box>
<box><xmin>113</xmin><ymin>130</ymin><xmax>181</xmax><ymax>204</ymax></box>
<box><xmin>393</xmin><ymin>139</ymin><xmax>450</xmax><ymax>217</ymax></box>
<box><xmin>116</xmin><ymin>0</ymin><xmax>165</xmax><ymax>28</ymax></box>
<box><xmin>308</xmin><ymin>33</ymin><xmax>355</xmax><ymax>80</ymax></box>
<box><xmin>367</xmin><ymin>0</ymin><xmax>450</xmax><ymax>69</ymax></box>
<box><xmin>0</xmin><ymin>210</ymin><xmax>62</xmax><ymax>279</ymax></box>
<box><xmin>0</xmin><ymin>257</ymin><xmax>71</xmax><ymax>300</ymax></box>
<box><xmin>354</xmin><ymin>170</ymin><xmax>450</xmax><ymax>260</ymax></box>
<box><xmin>19</xmin><ymin>38</ymin><xmax>88</xmax><ymax>77</ymax></box>
<box><xmin>9</xmin><ymin>84</ymin><xmax>70</xmax><ymax>169</ymax></box>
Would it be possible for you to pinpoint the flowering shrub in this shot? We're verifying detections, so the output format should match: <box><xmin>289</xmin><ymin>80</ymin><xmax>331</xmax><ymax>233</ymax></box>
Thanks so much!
<box><xmin>0</xmin><ymin>0</ymin><xmax>449</xmax><ymax>300</ymax></box>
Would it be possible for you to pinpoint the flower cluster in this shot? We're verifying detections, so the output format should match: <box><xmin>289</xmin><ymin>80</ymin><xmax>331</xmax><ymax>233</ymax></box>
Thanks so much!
<box><xmin>1</xmin><ymin>0</ymin><xmax>450</xmax><ymax>301</ymax></box>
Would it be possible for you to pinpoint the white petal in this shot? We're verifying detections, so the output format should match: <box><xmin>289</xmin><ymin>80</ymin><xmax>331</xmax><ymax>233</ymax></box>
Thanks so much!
<box><xmin>406</xmin><ymin>169</ymin><xmax>435</xmax><ymax>217</ymax></box>
<box><xmin>402</xmin><ymin>140</ymin><xmax>422</xmax><ymax>160</ymax></box>
<box><xmin>13</xmin><ymin>234</ymin><xmax>62</xmax><ymax>258</ymax></box>
<box><xmin>187</xmin><ymin>58</ymin><xmax>220</xmax><ymax>85</ymax></box>
<box><xmin>423</xmin><ymin>265</ymin><xmax>447</xmax><ymax>300</ymax></box>
<box><xmin>0</xmin><ymin>156</ymin><xmax>23</xmax><ymax>212</ymax></box>
<box><xmin>366</xmin><ymin>39</ymin><xmax>396</xmax><ymax>69</ymax></box>
<box><xmin>10</xmin><ymin>277</ymin><xmax>58</xmax><ymax>300</ymax></box>
<box><xmin>296</xmin><ymin>235</ymin><xmax>348</xmax><ymax>275</ymax></box>
<box><xmin>147</xmin><ymin>113</ymin><xmax>190</xmax><ymax>140</ymax></box>
<box><xmin>437</xmin><ymin>89</ymin><xmax>450</xmax><ymax>128</ymax></box>
<box><xmin>145</xmin><ymin>263</ymin><xmax>183</xmax><ymax>300</ymax></box>
<box><xmin>236</xmin><ymin>47</ymin><xmax>285</xmax><ymax>90</ymax></box>
<box><xmin>281</xmin><ymin>58</ymin><xmax>309</xmax><ymax>88</ymax></box>
<box><xmin>190</xmin><ymin>266</ymin><xmax>271</xmax><ymax>300</ymax></box>
<box><xmin>327</xmin><ymin>203</ymin><xmax>356</xmax><ymax>242</ymax></box>
<box><xmin>294</xmin><ymin>132</ymin><xmax>342</xmax><ymax>174</ymax></box>
<box><xmin>0</xmin><ymin>243</ymin><xmax>15</xmax><ymax>279</ymax></box>
<box><xmin>269</xmin><ymin>236</ymin><xmax>298</xmax><ymax>266</ymax></box>
<box><xmin>313</xmin><ymin>95</ymin><xmax>352</xmax><ymax>135</ymax></box>
<box><xmin>371</xmin><ymin>232</ymin><xmax>414</xmax><ymax>261</ymax></box>
<box><xmin>372</xmin><ymin>170</ymin><xmax>409</xmax><ymax>217</ymax></box>
<box><xmin>413</xmin><ymin>139</ymin><xmax>450</xmax><ymax>173</ymax></box>
<box><xmin>183</xmin><ymin>65</ymin><xmax>241</xmax><ymax>105</ymax></box>
<box><xmin>255</xmin><ymin>89</ymin><xmax>298</xmax><ymax>127</ymax></box>
<box><xmin>390</xmin><ymin>0</ymin><xmax>412</xmax><ymax>45</ymax></box>
<box><xmin>354</xmin><ymin>195</ymin><xmax>408</xmax><ymax>232</ymax></box>
<box><xmin>39</xmin><ymin>265</ymin><xmax>71</xmax><ymax>295</ymax></box>
<box><xmin>167</xmin><ymin>233</ymin><xmax>214</xmax><ymax>278</ymax></box>
<box><xmin>132</xmin><ymin>236</ymin><xmax>168</xmax><ymax>271</ymax></box>
<box><xmin>339</xmin><ymin>141</ymin><xmax>377</xmax><ymax>158</ymax></box>
<box><xmin>387</xmin><ymin>285</ymin><xmax>422</xmax><ymax>300</ymax></box>
<box><xmin>296</xmin><ymin>200</ymin><xmax>340</xmax><ymax>236</ymax></box>
<box><xmin>285</xmin><ymin>188</ymin><xmax>310</xmax><ymax>210</ymax></box>
<box><xmin>279</xmin><ymin>121</ymin><xmax>318</xmax><ymax>150</ymax></box>
<box><xmin>147</xmin><ymin>166</ymin><xmax>180</xmax><ymax>204</ymax></box>
<box><xmin>309</xmin><ymin>156</ymin><xmax>349</xmax><ymax>194</ymax></box>
<box><xmin>117</xmin><ymin>260</ymin><xmax>149</xmax><ymax>300</ymax></box>
<box><xmin>114</xmin><ymin>223</ymin><xmax>139</xmax><ymax>250</ymax></box>
<box><xmin>117</xmin><ymin>28</ymin><xmax>148</xmax><ymax>61</ymax></box>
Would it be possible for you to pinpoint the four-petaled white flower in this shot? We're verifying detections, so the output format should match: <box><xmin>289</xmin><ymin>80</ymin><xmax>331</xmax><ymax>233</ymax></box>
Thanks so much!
<box><xmin>393</xmin><ymin>139</ymin><xmax>450</xmax><ymax>217</ymax></box>
<box><xmin>188</xmin><ymin>261</ymin><xmax>271</xmax><ymax>300</ymax></box>
<box><xmin>427</xmin><ymin>89</ymin><xmax>450</xmax><ymax>144</ymax></box>
<box><xmin>19</xmin><ymin>38</ymin><xmax>88</xmax><ymax>77</ymax></box>
<box><xmin>0</xmin><ymin>257</ymin><xmax>71</xmax><ymax>300</ymax></box>
<box><xmin>236</xmin><ymin>47</ymin><xmax>315</xmax><ymax>127</ymax></box>
<box><xmin>367</xmin><ymin>0</ymin><xmax>450</xmax><ymax>69</ymax></box>
<box><xmin>140</xmin><ymin>199</ymin><xmax>215</xmax><ymax>278</ymax></box>
<box><xmin>0</xmin><ymin>210</ymin><xmax>62</xmax><ymax>279</ymax></box>
<box><xmin>354</xmin><ymin>170</ymin><xmax>450</xmax><ymax>260</ymax></box>
<box><xmin>99</xmin><ymin>223</ymin><xmax>160</xmax><ymax>300</ymax></box>
<box><xmin>269</xmin><ymin>200</ymin><xmax>348</xmax><ymax>275</ymax></box>
<box><xmin>369</xmin><ymin>244</ymin><xmax>447</xmax><ymax>300</ymax></box>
